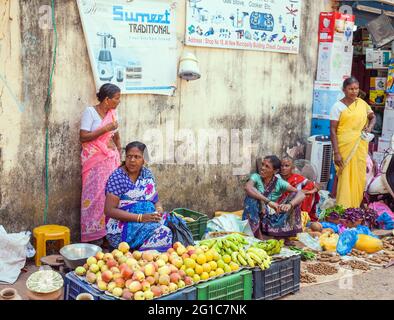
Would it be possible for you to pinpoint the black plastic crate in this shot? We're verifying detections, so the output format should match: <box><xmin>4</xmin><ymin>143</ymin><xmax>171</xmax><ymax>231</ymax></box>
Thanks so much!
<box><xmin>252</xmin><ymin>255</ymin><xmax>300</xmax><ymax>300</ymax></box>
<box><xmin>64</xmin><ymin>272</ymin><xmax>102</xmax><ymax>300</ymax></box>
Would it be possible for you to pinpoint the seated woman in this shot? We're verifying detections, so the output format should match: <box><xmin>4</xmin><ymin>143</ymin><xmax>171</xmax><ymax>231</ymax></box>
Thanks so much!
<box><xmin>243</xmin><ymin>155</ymin><xmax>305</xmax><ymax>239</ymax></box>
<box><xmin>279</xmin><ymin>158</ymin><xmax>320</xmax><ymax>222</ymax></box>
<box><xmin>104</xmin><ymin>141</ymin><xmax>172</xmax><ymax>252</ymax></box>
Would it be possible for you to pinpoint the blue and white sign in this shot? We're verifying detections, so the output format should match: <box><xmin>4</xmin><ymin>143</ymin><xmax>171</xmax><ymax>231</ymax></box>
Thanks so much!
<box><xmin>185</xmin><ymin>0</ymin><xmax>301</xmax><ymax>53</ymax></box>
<box><xmin>77</xmin><ymin>0</ymin><xmax>178</xmax><ymax>95</ymax></box>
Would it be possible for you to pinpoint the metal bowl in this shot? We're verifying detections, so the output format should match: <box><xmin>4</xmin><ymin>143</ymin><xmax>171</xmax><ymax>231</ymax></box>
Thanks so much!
<box><xmin>60</xmin><ymin>243</ymin><xmax>101</xmax><ymax>269</ymax></box>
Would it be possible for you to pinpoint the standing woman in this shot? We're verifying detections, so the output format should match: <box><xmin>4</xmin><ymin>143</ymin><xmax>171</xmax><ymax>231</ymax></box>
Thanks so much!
<box><xmin>80</xmin><ymin>83</ymin><xmax>122</xmax><ymax>243</ymax></box>
<box><xmin>330</xmin><ymin>77</ymin><xmax>376</xmax><ymax>208</ymax></box>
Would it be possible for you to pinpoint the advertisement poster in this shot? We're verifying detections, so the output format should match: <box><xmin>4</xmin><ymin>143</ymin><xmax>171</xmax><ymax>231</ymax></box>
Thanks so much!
<box><xmin>77</xmin><ymin>0</ymin><xmax>178</xmax><ymax>95</ymax></box>
<box><xmin>185</xmin><ymin>0</ymin><xmax>301</xmax><ymax>54</ymax></box>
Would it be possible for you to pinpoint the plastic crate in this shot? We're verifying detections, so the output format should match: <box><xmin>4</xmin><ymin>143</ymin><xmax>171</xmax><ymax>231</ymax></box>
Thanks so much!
<box><xmin>171</xmin><ymin>208</ymin><xmax>208</xmax><ymax>241</ymax></box>
<box><xmin>64</xmin><ymin>272</ymin><xmax>102</xmax><ymax>300</ymax></box>
<box><xmin>252</xmin><ymin>255</ymin><xmax>301</xmax><ymax>300</ymax></box>
<box><xmin>196</xmin><ymin>270</ymin><xmax>252</xmax><ymax>300</ymax></box>
<box><xmin>156</xmin><ymin>286</ymin><xmax>197</xmax><ymax>300</ymax></box>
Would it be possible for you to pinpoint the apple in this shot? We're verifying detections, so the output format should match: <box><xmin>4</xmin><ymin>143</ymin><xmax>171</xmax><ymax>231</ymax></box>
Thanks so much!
<box><xmin>87</xmin><ymin>256</ymin><xmax>97</xmax><ymax>266</ymax></box>
<box><xmin>118</xmin><ymin>256</ymin><xmax>128</xmax><ymax>265</ymax></box>
<box><xmin>130</xmin><ymin>263</ymin><xmax>140</xmax><ymax>273</ymax></box>
<box><xmin>158</xmin><ymin>266</ymin><xmax>171</xmax><ymax>276</ymax></box>
<box><xmin>121</xmin><ymin>266</ymin><xmax>133</xmax><ymax>280</ymax></box>
<box><xmin>113</xmin><ymin>273</ymin><xmax>123</xmax><ymax>281</ymax></box>
<box><xmin>178</xmin><ymin>270</ymin><xmax>186</xmax><ymax>279</ymax></box>
<box><xmin>170</xmin><ymin>273</ymin><xmax>181</xmax><ymax>284</ymax></box>
<box><xmin>173</xmin><ymin>242</ymin><xmax>182</xmax><ymax>250</ymax></box>
<box><xmin>168</xmin><ymin>282</ymin><xmax>178</xmax><ymax>292</ymax></box>
<box><xmin>177</xmin><ymin>246</ymin><xmax>187</xmax><ymax>256</ymax></box>
<box><xmin>97</xmin><ymin>260</ymin><xmax>105</xmax><ymax>269</ymax></box>
<box><xmin>146</xmin><ymin>276</ymin><xmax>155</xmax><ymax>285</ymax></box>
<box><xmin>142</xmin><ymin>252</ymin><xmax>154</xmax><ymax>262</ymax></box>
<box><xmin>83</xmin><ymin>263</ymin><xmax>89</xmax><ymax>270</ymax></box>
<box><xmin>151</xmin><ymin>286</ymin><xmax>162</xmax><ymax>297</ymax></box>
<box><xmin>86</xmin><ymin>272</ymin><xmax>96</xmax><ymax>284</ymax></box>
<box><xmin>126</xmin><ymin>258</ymin><xmax>138</xmax><ymax>267</ymax></box>
<box><xmin>89</xmin><ymin>264</ymin><xmax>99</xmax><ymax>273</ymax></box>
<box><xmin>101</xmin><ymin>270</ymin><xmax>113</xmax><ymax>283</ymax></box>
<box><xmin>132</xmin><ymin>251</ymin><xmax>142</xmax><ymax>260</ymax></box>
<box><xmin>95</xmin><ymin>251</ymin><xmax>105</xmax><ymax>261</ymax></box>
<box><xmin>141</xmin><ymin>280</ymin><xmax>151</xmax><ymax>292</ymax></box>
<box><xmin>178</xmin><ymin>280</ymin><xmax>185</xmax><ymax>288</ymax></box>
<box><xmin>129</xmin><ymin>281</ymin><xmax>142</xmax><ymax>293</ymax></box>
<box><xmin>97</xmin><ymin>280</ymin><xmax>107</xmax><ymax>291</ymax></box>
<box><xmin>96</xmin><ymin>271</ymin><xmax>102</xmax><ymax>282</ymax></box>
<box><xmin>107</xmin><ymin>281</ymin><xmax>116</xmax><ymax>293</ymax></box>
<box><xmin>103</xmin><ymin>253</ymin><xmax>113</xmax><ymax>262</ymax></box>
<box><xmin>159</xmin><ymin>274</ymin><xmax>170</xmax><ymax>286</ymax></box>
<box><xmin>132</xmin><ymin>270</ymin><xmax>145</xmax><ymax>281</ymax></box>
<box><xmin>144</xmin><ymin>263</ymin><xmax>156</xmax><ymax>277</ymax></box>
<box><xmin>172</xmin><ymin>258</ymin><xmax>183</xmax><ymax>269</ymax></box>
<box><xmin>75</xmin><ymin>266</ymin><xmax>86</xmax><ymax>276</ymax></box>
<box><xmin>155</xmin><ymin>259</ymin><xmax>166</xmax><ymax>268</ymax></box>
<box><xmin>112</xmin><ymin>249</ymin><xmax>121</xmax><ymax>257</ymax></box>
<box><xmin>110</xmin><ymin>267</ymin><xmax>120</xmax><ymax>274</ymax></box>
<box><xmin>115</xmin><ymin>277</ymin><xmax>125</xmax><ymax>288</ymax></box>
<box><xmin>186</xmin><ymin>245</ymin><xmax>195</xmax><ymax>251</ymax></box>
<box><xmin>158</xmin><ymin>254</ymin><xmax>169</xmax><ymax>263</ymax></box>
<box><xmin>100</xmin><ymin>264</ymin><xmax>109</xmax><ymax>272</ymax></box>
<box><xmin>106</xmin><ymin>259</ymin><xmax>117</xmax><ymax>269</ymax></box>
<box><xmin>160</xmin><ymin>285</ymin><xmax>170</xmax><ymax>295</ymax></box>
<box><xmin>118</xmin><ymin>242</ymin><xmax>130</xmax><ymax>254</ymax></box>
<box><xmin>154</xmin><ymin>272</ymin><xmax>160</xmax><ymax>284</ymax></box>
<box><xmin>169</xmin><ymin>265</ymin><xmax>179</xmax><ymax>274</ymax></box>
<box><xmin>122</xmin><ymin>289</ymin><xmax>133</xmax><ymax>300</ymax></box>
<box><xmin>167</xmin><ymin>248</ymin><xmax>175</xmax><ymax>254</ymax></box>
<box><xmin>134</xmin><ymin>291</ymin><xmax>145</xmax><ymax>300</ymax></box>
<box><xmin>184</xmin><ymin>276</ymin><xmax>193</xmax><ymax>286</ymax></box>
<box><xmin>114</xmin><ymin>251</ymin><xmax>124</xmax><ymax>261</ymax></box>
<box><xmin>112</xmin><ymin>287</ymin><xmax>123</xmax><ymax>297</ymax></box>
<box><xmin>144</xmin><ymin>290</ymin><xmax>154</xmax><ymax>300</ymax></box>
<box><xmin>181</xmin><ymin>253</ymin><xmax>190</xmax><ymax>260</ymax></box>
<box><xmin>187</xmin><ymin>249</ymin><xmax>196</xmax><ymax>256</ymax></box>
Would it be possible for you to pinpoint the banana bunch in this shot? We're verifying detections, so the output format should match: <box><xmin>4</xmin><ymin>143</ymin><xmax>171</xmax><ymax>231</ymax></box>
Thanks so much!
<box><xmin>232</xmin><ymin>247</ymin><xmax>272</xmax><ymax>270</ymax></box>
<box><xmin>199</xmin><ymin>233</ymin><xmax>249</xmax><ymax>257</ymax></box>
<box><xmin>251</xmin><ymin>239</ymin><xmax>284</xmax><ymax>256</ymax></box>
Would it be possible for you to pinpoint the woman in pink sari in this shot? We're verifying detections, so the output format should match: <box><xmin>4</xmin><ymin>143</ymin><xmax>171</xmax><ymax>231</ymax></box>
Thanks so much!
<box><xmin>80</xmin><ymin>84</ymin><xmax>121</xmax><ymax>243</ymax></box>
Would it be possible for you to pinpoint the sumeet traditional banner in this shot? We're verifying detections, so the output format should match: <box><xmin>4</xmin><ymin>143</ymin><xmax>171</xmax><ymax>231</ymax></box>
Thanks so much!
<box><xmin>76</xmin><ymin>0</ymin><xmax>177</xmax><ymax>95</ymax></box>
<box><xmin>185</xmin><ymin>0</ymin><xmax>301</xmax><ymax>54</ymax></box>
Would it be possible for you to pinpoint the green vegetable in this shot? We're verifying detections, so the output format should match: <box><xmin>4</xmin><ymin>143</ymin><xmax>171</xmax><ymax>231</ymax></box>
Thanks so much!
<box><xmin>289</xmin><ymin>246</ymin><xmax>316</xmax><ymax>261</ymax></box>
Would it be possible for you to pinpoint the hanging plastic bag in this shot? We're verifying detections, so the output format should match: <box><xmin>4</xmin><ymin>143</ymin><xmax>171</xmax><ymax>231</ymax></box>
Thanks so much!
<box><xmin>164</xmin><ymin>213</ymin><xmax>194</xmax><ymax>247</ymax></box>
<box><xmin>319</xmin><ymin>233</ymin><xmax>339</xmax><ymax>252</ymax></box>
<box><xmin>336</xmin><ymin>229</ymin><xmax>358</xmax><ymax>256</ymax></box>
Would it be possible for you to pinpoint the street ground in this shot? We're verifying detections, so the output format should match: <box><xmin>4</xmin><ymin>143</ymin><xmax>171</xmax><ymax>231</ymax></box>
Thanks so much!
<box><xmin>1</xmin><ymin>259</ymin><xmax>394</xmax><ymax>300</ymax></box>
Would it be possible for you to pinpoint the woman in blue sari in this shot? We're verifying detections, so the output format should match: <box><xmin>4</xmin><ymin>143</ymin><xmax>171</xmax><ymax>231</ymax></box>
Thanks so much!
<box><xmin>104</xmin><ymin>141</ymin><xmax>172</xmax><ymax>252</ymax></box>
<box><xmin>243</xmin><ymin>155</ymin><xmax>305</xmax><ymax>239</ymax></box>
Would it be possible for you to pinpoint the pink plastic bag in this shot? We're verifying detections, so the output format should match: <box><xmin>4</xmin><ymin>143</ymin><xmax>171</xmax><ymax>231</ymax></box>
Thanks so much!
<box><xmin>368</xmin><ymin>202</ymin><xmax>394</xmax><ymax>219</ymax></box>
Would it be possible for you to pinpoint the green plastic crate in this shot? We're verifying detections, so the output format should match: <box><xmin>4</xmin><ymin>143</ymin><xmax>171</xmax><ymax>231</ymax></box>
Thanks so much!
<box><xmin>171</xmin><ymin>208</ymin><xmax>208</xmax><ymax>241</ymax></box>
<box><xmin>196</xmin><ymin>270</ymin><xmax>252</xmax><ymax>300</ymax></box>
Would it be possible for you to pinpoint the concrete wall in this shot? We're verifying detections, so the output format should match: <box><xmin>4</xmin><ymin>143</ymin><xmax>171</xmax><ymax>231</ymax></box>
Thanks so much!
<box><xmin>0</xmin><ymin>0</ymin><xmax>333</xmax><ymax>240</ymax></box>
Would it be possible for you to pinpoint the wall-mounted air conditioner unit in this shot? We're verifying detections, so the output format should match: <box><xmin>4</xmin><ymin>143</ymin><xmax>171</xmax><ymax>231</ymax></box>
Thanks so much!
<box><xmin>306</xmin><ymin>135</ymin><xmax>332</xmax><ymax>189</ymax></box>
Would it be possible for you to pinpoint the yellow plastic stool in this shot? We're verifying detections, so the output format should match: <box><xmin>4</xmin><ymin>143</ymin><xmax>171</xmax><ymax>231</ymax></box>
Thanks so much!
<box><xmin>33</xmin><ymin>225</ymin><xmax>70</xmax><ymax>266</ymax></box>
<box><xmin>214</xmin><ymin>210</ymin><xmax>243</xmax><ymax>218</ymax></box>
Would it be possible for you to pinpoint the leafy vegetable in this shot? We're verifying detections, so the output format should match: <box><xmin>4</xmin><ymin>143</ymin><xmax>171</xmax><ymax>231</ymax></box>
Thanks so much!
<box><xmin>322</xmin><ymin>205</ymin><xmax>346</xmax><ymax>219</ymax></box>
<box><xmin>343</xmin><ymin>208</ymin><xmax>364</xmax><ymax>223</ymax></box>
<box><xmin>289</xmin><ymin>246</ymin><xmax>316</xmax><ymax>261</ymax></box>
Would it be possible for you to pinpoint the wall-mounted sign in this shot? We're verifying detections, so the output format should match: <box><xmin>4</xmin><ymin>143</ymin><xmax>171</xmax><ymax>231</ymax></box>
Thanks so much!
<box><xmin>185</xmin><ymin>0</ymin><xmax>301</xmax><ymax>54</ymax></box>
<box><xmin>77</xmin><ymin>0</ymin><xmax>177</xmax><ymax>95</ymax></box>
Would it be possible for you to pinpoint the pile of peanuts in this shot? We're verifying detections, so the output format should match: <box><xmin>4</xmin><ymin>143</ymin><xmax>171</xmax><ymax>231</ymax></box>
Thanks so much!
<box><xmin>300</xmin><ymin>271</ymin><xmax>317</xmax><ymax>283</ymax></box>
<box><xmin>339</xmin><ymin>260</ymin><xmax>370</xmax><ymax>271</ymax></box>
<box><xmin>306</xmin><ymin>263</ymin><xmax>338</xmax><ymax>276</ymax></box>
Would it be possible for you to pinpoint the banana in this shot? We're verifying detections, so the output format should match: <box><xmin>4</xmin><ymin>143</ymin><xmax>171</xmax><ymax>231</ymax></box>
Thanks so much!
<box><xmin>247</xmin><ymin>252</ymin><xmax>262</xmax><ymax>265</ymax></box>
<box><xmin>223</xmin><ymin>239</ymin><xmax>230</xmax><ymax>248</ymax></box>
<box><xmin>229</xmin><ymin>242</ymin><xmax>238</xmax><ymax>252</ymax></box>
<box><xmin>238</xmin><ymin>248</ymin><xmax>247</xmax><ymax>259</ymax></box>
<box><xmin>237</xmin><ymin>254</ymin><xmax>248</xmax><ymax>266</ymax></box>
<box><xmin>245</xmin><ymin>254</ymin><xmax>255</xmax><ymax>267</ymax></box>
<box><xmin>231</xmin><ymin>252</ymin><xmax>239</xmax><ymax>263</ymax></box>
<box><xmin>217</xmin><ymin>239</ymin><xmax>223</xmax><ymax>249</ymax></box>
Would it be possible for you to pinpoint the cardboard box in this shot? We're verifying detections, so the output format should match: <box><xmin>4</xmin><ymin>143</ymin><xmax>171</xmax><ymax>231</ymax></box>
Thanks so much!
<box><xmin>369</xmin><ymin>90</ymin><xmax>386</xmax><ymax>105</ymax></box>
<box><xmin>382</xmin><ymin>107</ymin><xmax>394</xmax><ymax>140</ymax></box>
<box><xmin>312</xmin><ymin>81</ymin><xmax>345</xmax><ymax>119</ymax></box>
<box><xmin>370</xmin><ymin>77</ymin><xmax>387</xmax><ymax>91</ymax></box>
<box><xmin>317</xmin><ymin>42</ymin><xmax>353</xmax><ymax>82</ymax></box>
<box><xmin>366</xmin><ymin>49</ymin><xmax>391</xmax><ymax>69</ymax></box>
<box><xmin>319</xmin><ymin>12</ymin><xmax>354</xmax><ymax>44</ymax></box>
<box><xmin>378</xmin><ymin>138</ymin><xmax>391</xmax><ymax>153</ymax></box>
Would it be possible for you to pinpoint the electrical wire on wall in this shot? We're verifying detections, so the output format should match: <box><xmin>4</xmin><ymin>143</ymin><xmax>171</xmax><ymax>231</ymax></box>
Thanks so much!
<box><xmin>43</xmin><ymin>0</ymin><xmax>58</xmax><ymax>224</ymax></box>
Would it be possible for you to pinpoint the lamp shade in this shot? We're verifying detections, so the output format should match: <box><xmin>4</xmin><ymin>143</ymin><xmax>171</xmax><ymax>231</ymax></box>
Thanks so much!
<box><xmin>178</xmin><ymin>52</ymin><xmax>201</xmax><ymax>81</ymax></box>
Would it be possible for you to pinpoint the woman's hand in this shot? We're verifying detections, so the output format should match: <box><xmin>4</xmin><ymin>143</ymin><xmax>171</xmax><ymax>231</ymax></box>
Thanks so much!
<box><xmin>141</xmin><ymin>213</ymin><xmax>162</xmax><ymax>223</ymax></box>
<box><xmin>363</xmin><ymin>126</ymin><xmax>372</xmax><ymax>133</ymax></box>
<box><xmin>268</xmin><ymin>201</ymin><xmax>280</xmax><ymax>213</ymax></box>
<box><xmin>107</xmin><ymin>139</ymin><xmax>117</xmax><ymax>150</ymax></box>
<box><xmin>334</xmin><ymin>152</ymin><xmax>344</xmax><ymax>169</ymax></box>
<box><xmin>279</xmin><ymin>204</ymin><xmax>292</xmax><ymax>212</ymax></box>
<box><xmin>103</xmin><ymin>121</ymin><xmax>118</xmax><ymax>132</ymax></box>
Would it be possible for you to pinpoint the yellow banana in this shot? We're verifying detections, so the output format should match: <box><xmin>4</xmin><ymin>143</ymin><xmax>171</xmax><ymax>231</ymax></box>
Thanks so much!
<box><xmin>247</xmin><ymin>252</ymin><xmax>262</xmax><ymax>265</ymax></box>
<box><xmin>237</xmin><ymin>254</ymin><xmax>248</xmax><ymax>266</ymax></box>
<box><xmin>245</xmin><ymin>254</ymin><xmax>255</xmax><ymax>267</ymax></box>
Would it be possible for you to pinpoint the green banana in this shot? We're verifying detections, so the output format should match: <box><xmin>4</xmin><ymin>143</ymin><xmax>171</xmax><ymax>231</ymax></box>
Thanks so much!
<box><xmin>237</xmin><ymin>254</ymin><xmax>248</xmax><ymax>266</ymax></box>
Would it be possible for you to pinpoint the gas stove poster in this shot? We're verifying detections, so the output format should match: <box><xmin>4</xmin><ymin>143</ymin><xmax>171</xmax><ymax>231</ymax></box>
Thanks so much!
<box><xmin>185</xmin><ymin>0</ymin><xmax>301</xmax><ymax>54</ymax></box>
<box><xmin>77</xmin><ymin>0</ymin><xmax>177</xmax><ymax>95</ymax></box>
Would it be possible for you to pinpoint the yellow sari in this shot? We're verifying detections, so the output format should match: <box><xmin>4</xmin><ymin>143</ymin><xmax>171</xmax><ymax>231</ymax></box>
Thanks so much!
<box><xmin>335</xmin><ymin>98</ymin><xmax>372</xmax><ymax>208</ymax></box>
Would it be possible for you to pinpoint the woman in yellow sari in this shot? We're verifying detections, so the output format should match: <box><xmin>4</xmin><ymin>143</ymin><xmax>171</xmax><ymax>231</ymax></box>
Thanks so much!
<box><xmin>330</xmin><ymin>77</ymin><xmax>376</xmax><ymax>208</ymax></box>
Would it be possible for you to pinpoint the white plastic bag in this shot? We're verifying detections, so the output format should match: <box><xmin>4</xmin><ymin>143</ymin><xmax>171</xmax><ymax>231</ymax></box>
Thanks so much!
<box><xmin>205</xmin><ymin>214</ymin><xmax>254</xmax><ymax>237</ymax></box>
<box><xmin>0</xmin><ymin>225</ymin><xmax>34</xmax><ymax>284</ymax></box>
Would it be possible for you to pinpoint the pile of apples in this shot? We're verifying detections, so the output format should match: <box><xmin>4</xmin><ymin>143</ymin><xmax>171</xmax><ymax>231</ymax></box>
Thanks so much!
<box><xmin>74</xmin><ymin>241</ymin><xmax>240</xmax><ymax>300</ymax></box>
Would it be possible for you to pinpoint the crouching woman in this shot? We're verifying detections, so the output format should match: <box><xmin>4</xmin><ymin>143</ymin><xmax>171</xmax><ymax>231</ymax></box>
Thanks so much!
<box><xmin>242</xmin><ymin>155</ymin><xmax>305</xmax><ymax>239</ymax></box>
<box><xmin>104</xmin><ymin>141</ymin><xmax>172</xmax><ymax>252</ymax></box>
